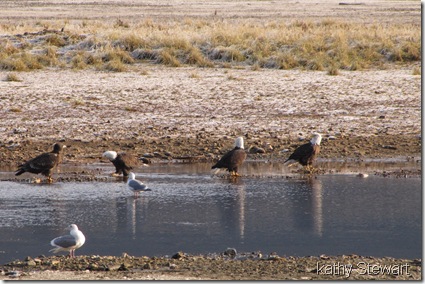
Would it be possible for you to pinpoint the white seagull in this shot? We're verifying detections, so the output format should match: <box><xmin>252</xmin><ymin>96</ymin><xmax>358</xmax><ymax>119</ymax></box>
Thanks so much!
<box><xmin>49</xmin><ymin>224</ymin><xmax>86</xmax><ymax>258</ymax></box>
<box><xmin>127</xmin><ymin>172</ymin><xmax>151</xmax><ymax>198</ymax></box>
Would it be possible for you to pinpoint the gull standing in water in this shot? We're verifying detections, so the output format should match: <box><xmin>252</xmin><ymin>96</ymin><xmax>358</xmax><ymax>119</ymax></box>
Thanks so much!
<box><xmin>127</xmin><ymin>172</ymin><xmax>151</xmax><ymax>198</ymax></box>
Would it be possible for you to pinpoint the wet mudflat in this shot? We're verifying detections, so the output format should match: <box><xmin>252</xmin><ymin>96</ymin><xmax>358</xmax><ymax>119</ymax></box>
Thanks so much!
<box><xmin>0</xmin><ymin>161</ymin><xmax>421</xmax><ymax>268</ymax></box>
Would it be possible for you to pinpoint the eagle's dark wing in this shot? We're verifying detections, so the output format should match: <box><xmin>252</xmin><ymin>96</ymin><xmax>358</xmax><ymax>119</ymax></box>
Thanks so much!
<box><xmin>113</xmin><ymin>153</ymin><xmax>139</xmax><ymax>176</ymax></box>
<box><xmin>212</xmin><ymin>148</ymin><xmax>246</xmax><ymax>172</ymax></box>
<box><xmin>212</xmin><ymin>148</ymin><xmax>236</xmax><ymax>170</ymax></box>
<box><xmin>286</xmin><ymin>143</ymin><xmax>314</xmax><ymax>166</ymax></box>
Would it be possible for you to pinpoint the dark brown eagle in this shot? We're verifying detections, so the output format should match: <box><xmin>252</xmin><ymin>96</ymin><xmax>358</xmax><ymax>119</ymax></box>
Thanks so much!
<box><xmin>102</xmin><ymin>151</ymin><xmax>142</xmax><ymax>177</ymax></box>
<box><xmin>212</xmin><ymin>137</ymin><xmax>247</xmax><ymax>177</ymax></box>
<box><xmin>284</xmin><ymin>133</ymin><xmax>322</xmax><ymax>170</ymax></box>
<box><xmin>15</xmin><ymin>143</ymin><xmax>66</xmax><ymax>183</ymax></box>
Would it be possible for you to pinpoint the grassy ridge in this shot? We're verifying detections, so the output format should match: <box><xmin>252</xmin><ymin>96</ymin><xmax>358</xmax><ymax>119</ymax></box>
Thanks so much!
<box><xmin>0</xmin><ymin>18</ymin><xmax>420</xmax><ymax>72</ymax></box>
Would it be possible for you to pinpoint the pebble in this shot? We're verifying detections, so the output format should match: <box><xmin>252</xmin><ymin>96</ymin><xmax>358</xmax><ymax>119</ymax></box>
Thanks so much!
<box><xmin>224</xmin><ymin>248</ymin><xmax>237</xmax><ymax>257</ymax></box>
<box><xmin>249</xmin><ymin>146</ymin><xmax>265</xmax><ymax>154</ymax></box>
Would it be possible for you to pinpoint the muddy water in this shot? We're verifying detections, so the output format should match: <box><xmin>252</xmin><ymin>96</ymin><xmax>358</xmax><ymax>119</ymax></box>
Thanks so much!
<box><xmin>0</xmin><ymin>162</ymin><xmax>421</xmax><ymax>264</ymax></box>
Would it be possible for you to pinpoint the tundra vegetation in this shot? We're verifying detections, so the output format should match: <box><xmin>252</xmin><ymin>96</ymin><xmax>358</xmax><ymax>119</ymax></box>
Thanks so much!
<box><xmin>0</xmin><ymin>18</ymin><xmax>420</xmax><ymax>72</ymax></box>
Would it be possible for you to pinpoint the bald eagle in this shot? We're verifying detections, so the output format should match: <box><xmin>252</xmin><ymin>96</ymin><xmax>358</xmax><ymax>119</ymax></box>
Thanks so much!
<box><xmin>15</xmin><ymin>143</ymin><xmax>66</xmax><ymax>183</ymax></box>
<box><xmin>212</xmin><ymin>137</ymin><xmax>247</xmax><ymax>177</ymax></box>
<box><xmin>284</xmin><ymin>133</ymin><xmax>322</xmax><ymax>170</ymax></box>
<box><xmin>102</xmin><ymin>151</ymin><xmax>142</xmax><ymax>177</ymax></box>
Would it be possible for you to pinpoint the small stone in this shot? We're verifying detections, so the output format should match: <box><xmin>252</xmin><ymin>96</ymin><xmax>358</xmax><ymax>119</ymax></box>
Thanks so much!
<box><xmin>143</xmin><ymin>263</ymin><xmax>152</xmax><ymax>269</ymax></box>
<box><xmin>357</xmin><ymin>173</ymin><xmax>369</xmax><ymax>178</ymax></box>
<box><xmin>168</xmin><ymin>263</ymin><xmax>177</xmax><ymax>269</ymax></box>
<box><xmin>118</xmin><ymin>263</ymin><xmax>129</xmax><ymax>271</ymax></box>
<box><xmin>172</xmin><ymin>252</ymin><xmax>185</xmax><ymax>260</ymax></box>
<box><xmin>107</xmin><ymin>264</ymin><xmax>121</xmax><ymax>271</ymax></box>
<box><xmin>382</xmin><ymin>145</ymin><xmax>397</xmax><ymax>150</ymax></box>
<box><xmin>6</xmin><ymin>271</ymin><xmax>21</xmax><ymax>278</ymax></box>
<box><xmin>25</xmin><ymin>260</ymin><xmax>36</xmax><ymax>266</ymax></box>
<box><xmin>224</xmin><ymin>248</ymin><xmax>237</xmax><ymax>257</ymax></box>
<box><xmin>249</xmin><ymin>146</ymin><xmax>265</xmax><ymax>154</ymax></box>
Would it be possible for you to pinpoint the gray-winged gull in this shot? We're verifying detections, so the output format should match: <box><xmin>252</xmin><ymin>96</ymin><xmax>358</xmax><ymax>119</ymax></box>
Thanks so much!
<box><xmin>127</xmin><ymin>172</ymin><xmax>151</xmax><ymax>198</ymax></box>
<box><xmin>49</xmin><ymin>224</ymin><xmax>86</xmax><ymax>258</ymax></box>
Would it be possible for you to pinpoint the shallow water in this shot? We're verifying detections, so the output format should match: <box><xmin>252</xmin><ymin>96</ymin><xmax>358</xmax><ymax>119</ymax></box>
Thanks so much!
<box><xmin>0</xmin><ymin>162</ymin><xmax>421</xmax><ymax>264</ymax></box>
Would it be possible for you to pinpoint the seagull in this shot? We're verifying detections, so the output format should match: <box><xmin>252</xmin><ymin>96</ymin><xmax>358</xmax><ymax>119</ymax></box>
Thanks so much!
<box><xmin>49</xmin><ymin>224</ymin><xmax>85</xmax><ymax>258</ymax></box>
<box><xmin>127</xmin><ymin>172</ymin><xmax>151</xmax><ymax>198</ymax></box>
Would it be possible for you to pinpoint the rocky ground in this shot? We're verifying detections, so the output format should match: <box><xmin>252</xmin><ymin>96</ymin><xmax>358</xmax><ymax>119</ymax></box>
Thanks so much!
<box><xmin>0</xmin><ymin>67</ymin><xmax>421</xmax><ymax>170</ymax></box>
<box><xmin>1</xmin><ymin>252</ymin><xmax>421</xmax><ymax>280</ymax></box>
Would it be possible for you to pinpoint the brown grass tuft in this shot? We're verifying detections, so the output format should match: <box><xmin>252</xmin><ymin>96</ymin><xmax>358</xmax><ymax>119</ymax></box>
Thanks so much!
<box><xmin>157</xmin><ymin>49</ymin><xmax>181</xmax><ymax>67</ymax></box>
<box><xmin>9</xmin><ymin>107</ymin><xmax>22</xmax><ymax>112</ymax></box>
<box><xmin>5</xmin><ymin>72</ymin><xmax>22</xmax><ymax>82</ymax></box>
<box><xmin>412</xmin><ymin>66</ymin><xmax>421</xmax><ymax>75</ymax></box>
<box><xmin>327</xmin><ymin>65</ymin><xmax>340</xmax><ymax>76</ymax></box>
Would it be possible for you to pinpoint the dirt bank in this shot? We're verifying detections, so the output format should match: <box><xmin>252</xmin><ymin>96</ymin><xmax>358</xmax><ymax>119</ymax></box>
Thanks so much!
<box><xmin>0</xmin><ymin>67</ymin><xmax>421</xmax><ymax>171</ymax></box>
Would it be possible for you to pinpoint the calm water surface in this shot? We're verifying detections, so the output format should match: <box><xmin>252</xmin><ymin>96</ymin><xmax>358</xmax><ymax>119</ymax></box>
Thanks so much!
<box><xmin>0</xmin><ymin>162</ymin><xmax>421</xmax><ymax>264</ymax></box>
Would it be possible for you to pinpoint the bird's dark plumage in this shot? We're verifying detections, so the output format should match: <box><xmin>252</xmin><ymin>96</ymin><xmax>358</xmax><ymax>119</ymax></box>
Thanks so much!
<box><xmin>103</xmin><ymin>151</ymin><xmax>139</xmax><ymax>177</ymax></box>
<box><xmin>284</xmin><ymin>133</ymin><xmax>322</xmax><ymax>167</ymax></box>
<box><xmin>212</xmin><ymin>137</ymin><xmax>247</xmax><ymax>176</ymax></box>
<box><xmin>285</xmin><ymin>143</ymin><xmax>320</xmax><ymax>166</ymax></box>
<box><xmin>15</xmin><ymin>143</ymin><xmax>65</xmax><ymax>182</ymax></box>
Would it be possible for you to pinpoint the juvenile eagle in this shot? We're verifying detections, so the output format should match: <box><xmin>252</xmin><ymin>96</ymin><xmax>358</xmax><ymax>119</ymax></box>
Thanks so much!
<box><xmin>284</xmin><ymin>133</ymin><xmax>322</xmax><ymax>170</ymax></box>
<box><xmin>15</xmin><ymin>143</ymin><xmax>66</xmax><ymax>183</ymax></box>
<box><xmin>212</xmin><ymin>137</ymin><xmax>247</xmax><ymax>177</ymax></box>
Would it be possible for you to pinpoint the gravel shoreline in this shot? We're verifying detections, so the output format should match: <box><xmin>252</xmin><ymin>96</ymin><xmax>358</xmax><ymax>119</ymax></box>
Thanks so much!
<box><xmin>1</xmin><ymin>253</ymin><xmax>421</xmax><ymax>280</ymax></box>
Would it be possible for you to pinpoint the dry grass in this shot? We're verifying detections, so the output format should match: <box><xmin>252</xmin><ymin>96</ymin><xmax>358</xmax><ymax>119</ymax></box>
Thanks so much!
<box><xmin>412</xmin><ymin>66</ymin><xmax>421</xmax><ymax>75</ymax></box>
<box><xmin>5</xmin><ymin>72</ymin><xmax>21</xmax><ymax>81</ymax></box>
<box><xmin>9</xmin><ymin>107</ymin><xmax>22</xmax><ymax>112</ymax></box>
<box><xmin>0</xmin><ymin>19</ymin><xmax>420</xmax><ymax>71</ymax></box>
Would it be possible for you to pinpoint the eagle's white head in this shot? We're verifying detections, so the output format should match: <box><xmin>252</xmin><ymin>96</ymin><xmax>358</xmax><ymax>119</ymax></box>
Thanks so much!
<box><xmin>310</xmin><ymin>133</ymin><xmax>322</xmax><ymax>145</ymax></box>
<box><xmin>235</xmin><ymin>137</ymin><xmax>244</xmax><ymax>149</ymax></box>
<box><xmin>102</xmin><ymin>150</ymin><xmax>118</xmax><ymax>161</ymax></box>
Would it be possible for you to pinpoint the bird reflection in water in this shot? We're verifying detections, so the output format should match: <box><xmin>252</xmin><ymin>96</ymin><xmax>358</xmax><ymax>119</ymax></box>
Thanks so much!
<box><xmin>307</xmin><ymin>177</ymin><xmax>323</xmax><ymax>237</ymax></box>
